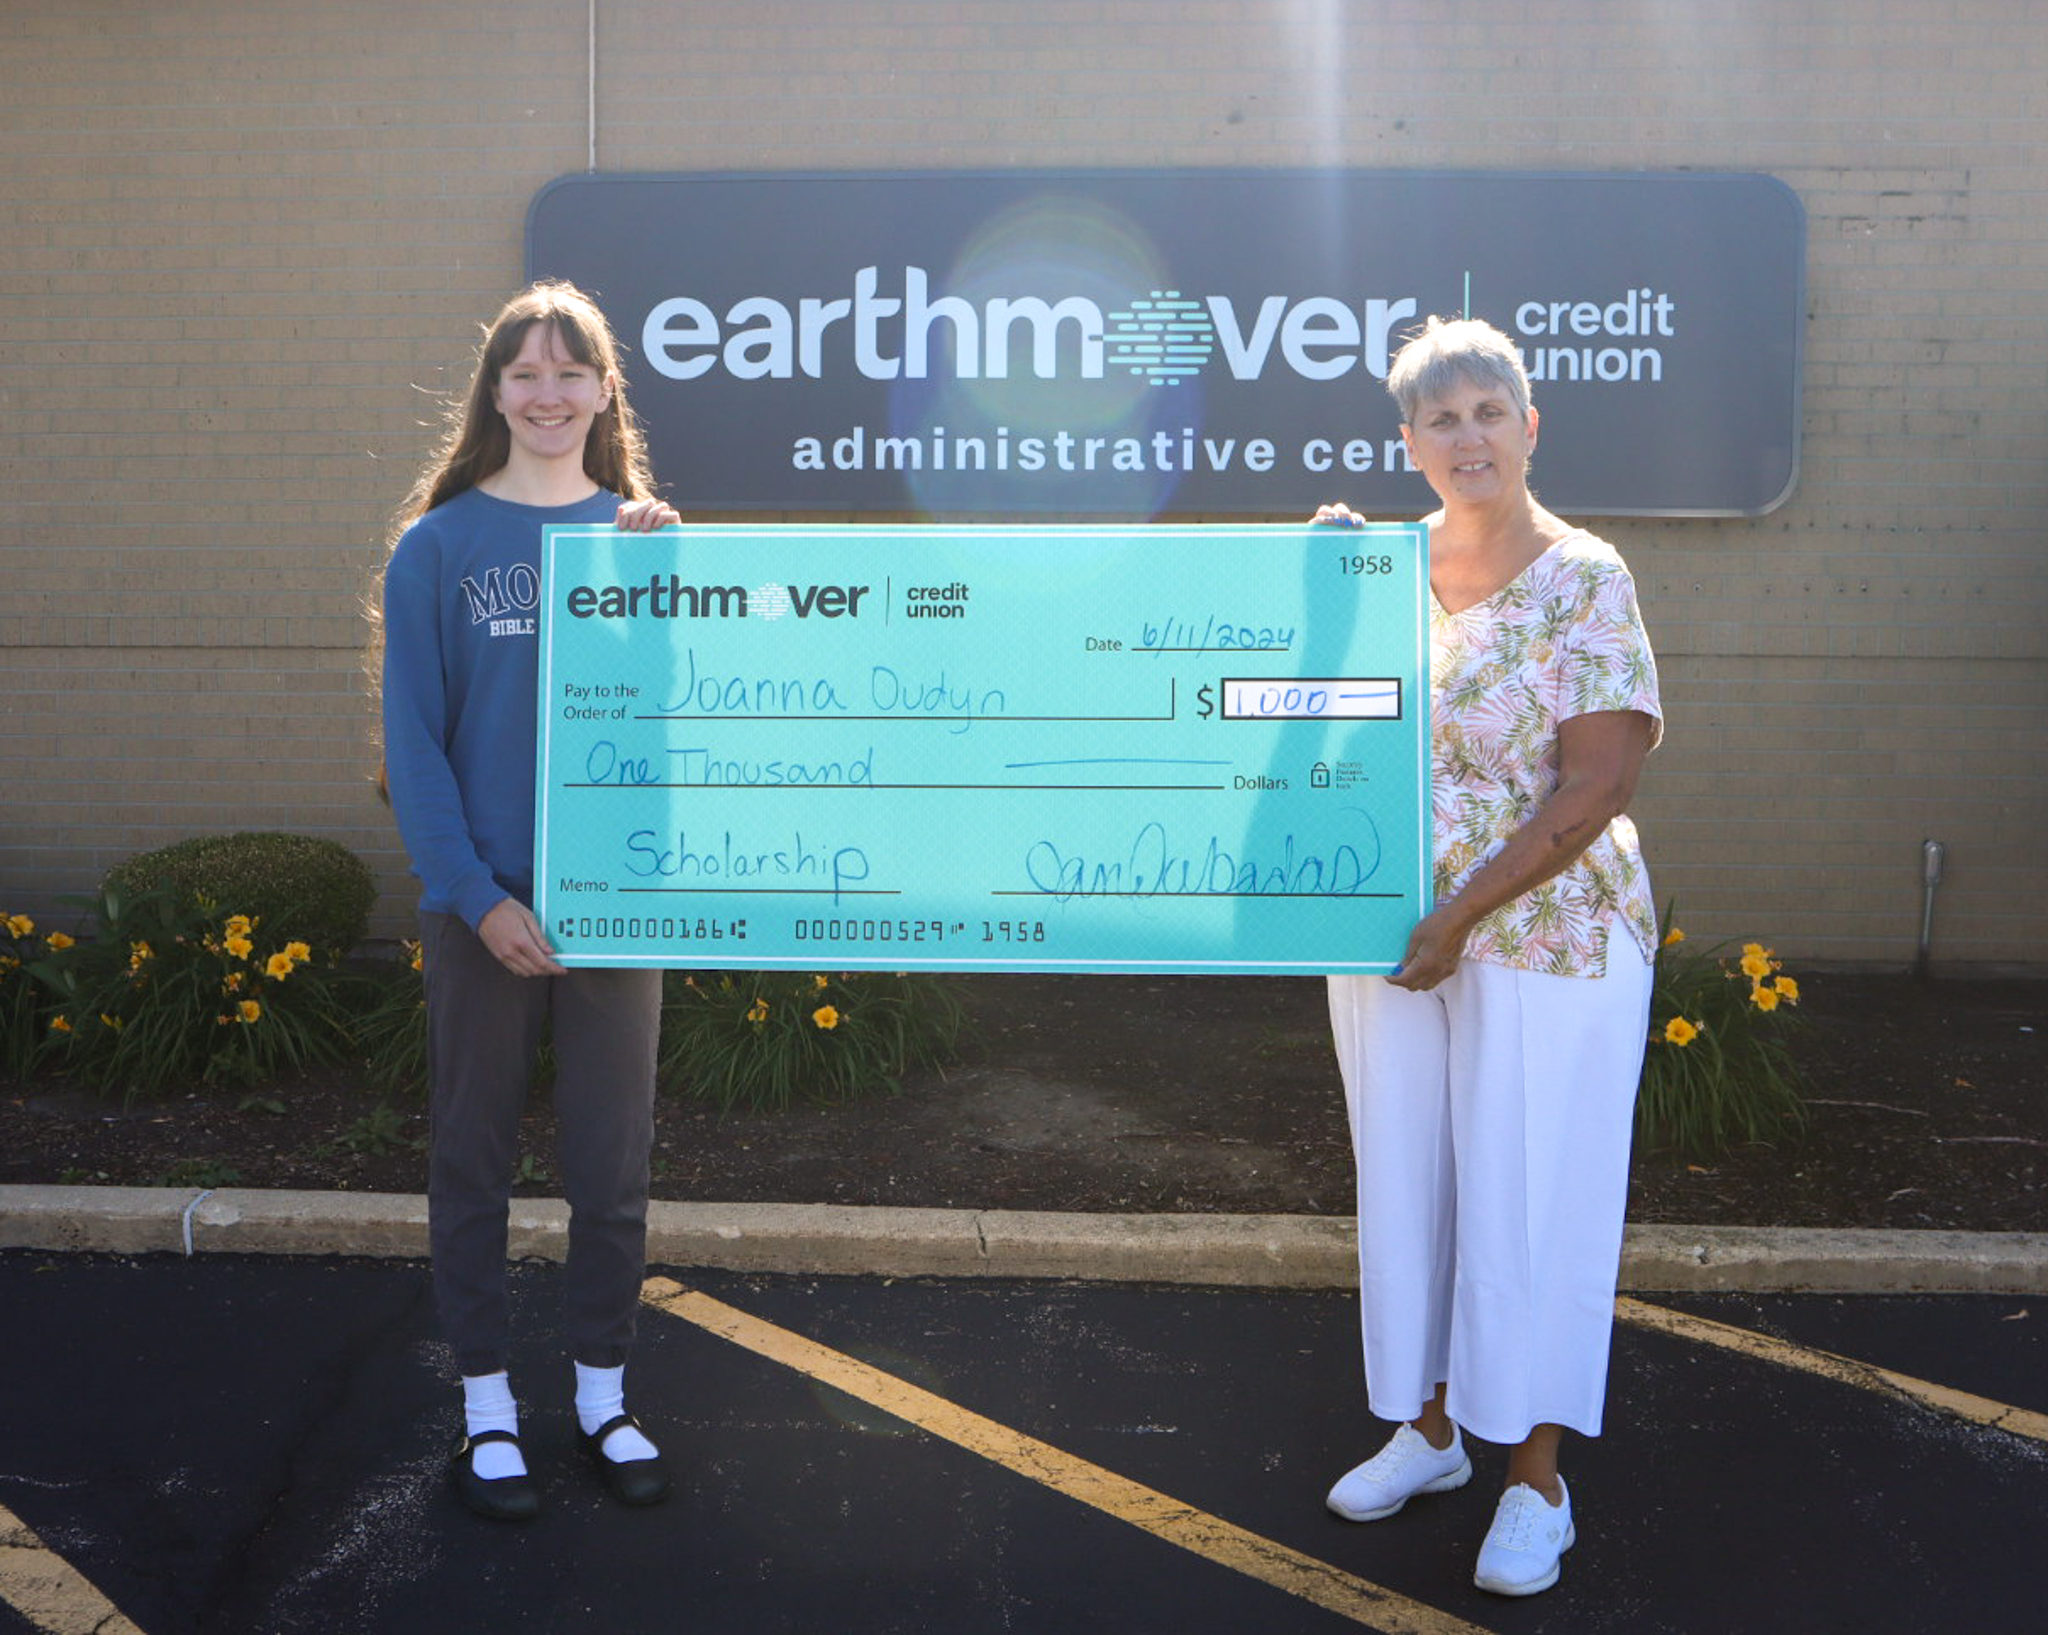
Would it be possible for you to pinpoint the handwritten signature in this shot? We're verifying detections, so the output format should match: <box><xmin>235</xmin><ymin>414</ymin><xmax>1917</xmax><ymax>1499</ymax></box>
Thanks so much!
<box><xmin>1022</xmin><ymin>814</ymin><xmax>1383</xmax><ymax>901</ymax></box>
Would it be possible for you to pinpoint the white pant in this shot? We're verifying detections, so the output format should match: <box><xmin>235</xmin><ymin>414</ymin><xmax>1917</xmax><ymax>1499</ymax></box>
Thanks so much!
<box><xmin>1327</xmin><ymin>953</ymin><xmax>1653</xmax><ymax>1445</ymax></box>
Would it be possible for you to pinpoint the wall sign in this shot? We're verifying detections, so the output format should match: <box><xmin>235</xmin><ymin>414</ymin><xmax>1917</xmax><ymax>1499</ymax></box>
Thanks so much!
<box><xmin>528</xmin><ymin>169</ymin><xmax>1804</xmax><ymax>517</ymax></box>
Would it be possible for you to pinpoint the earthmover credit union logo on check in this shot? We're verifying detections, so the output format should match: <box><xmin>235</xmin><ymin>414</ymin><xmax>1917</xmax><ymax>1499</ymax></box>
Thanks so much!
<box><xmin>526</xmin><ymin>170</ymin><xmax>1804</xmax><ymax>515</ymax></box>
<box><xmin>560</xmin><ymin>575</ymin><xmax>875</xmax><ymax>622</ymax></box>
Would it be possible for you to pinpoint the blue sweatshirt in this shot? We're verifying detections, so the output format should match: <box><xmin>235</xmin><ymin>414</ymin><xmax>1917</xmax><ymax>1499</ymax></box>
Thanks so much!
<box><xmin>381</xmin><ymin>486</ymin><xmax>619</xmax><ymax>929</ymax></box>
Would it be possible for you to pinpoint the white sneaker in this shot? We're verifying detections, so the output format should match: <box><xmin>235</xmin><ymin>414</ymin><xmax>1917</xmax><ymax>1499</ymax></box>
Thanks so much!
<box><xmin>1326</xmin><ymin>1423</ymin><xmax>1472</xmax><ymax>1521</ymax></box>
<box><xmin>1473</xmin><ymin>1477</ymin><xmax>1575</xmax><ymax>1596</ymax></box>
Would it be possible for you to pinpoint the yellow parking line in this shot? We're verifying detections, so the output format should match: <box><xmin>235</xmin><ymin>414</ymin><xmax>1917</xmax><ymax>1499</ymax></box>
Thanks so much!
<box><xmin>1616</xmin><ymin>1297</ymin><xmax>2048</xmax><ymax>1444</ymax></box>
<box><xmin>0</xmin><ymin>1501</ymin><xmax>146</xmax><ymax>1635</ymax></box>
<box><xmin>642</xmin><ymin>1277</ymin><xmax>1492</xmax><ymax>1635</ymax></box>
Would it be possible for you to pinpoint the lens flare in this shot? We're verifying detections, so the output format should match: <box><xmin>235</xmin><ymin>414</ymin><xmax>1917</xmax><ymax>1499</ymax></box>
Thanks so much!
<box><xmin>890</xmin><ymin>193</ymin><xmax>1208</xmax><ymax>518</ymax></box>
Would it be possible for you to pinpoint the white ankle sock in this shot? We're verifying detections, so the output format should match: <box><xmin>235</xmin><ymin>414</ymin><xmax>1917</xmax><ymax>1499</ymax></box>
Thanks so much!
<box><xmin>574</xmin><ymin>1362</ymin><xmax>658</xmax><ymax>1461</ymax></box>
<box><xmin>461</xmin><ymin>1372</ymin><xmax>526</xmax><ymax>1480</ymax></box>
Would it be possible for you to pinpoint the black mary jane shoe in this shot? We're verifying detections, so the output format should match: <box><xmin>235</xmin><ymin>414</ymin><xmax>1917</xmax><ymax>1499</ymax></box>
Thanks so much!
<box><xmin>450</xmin><ymin>1429</ymin><xmax>541</xmax><ymax>1522</ymax></box>
<box><xmin>580</xmin><ymin>1413</ymin><xmax>672</xmax><ymax>1507</ymax></box>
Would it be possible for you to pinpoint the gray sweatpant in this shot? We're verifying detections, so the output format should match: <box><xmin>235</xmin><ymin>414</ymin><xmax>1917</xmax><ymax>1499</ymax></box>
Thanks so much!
<box><xmin>420</xmin><ymin>911</ymin><xmax>662</xmax><ymax>1377</ymax></box>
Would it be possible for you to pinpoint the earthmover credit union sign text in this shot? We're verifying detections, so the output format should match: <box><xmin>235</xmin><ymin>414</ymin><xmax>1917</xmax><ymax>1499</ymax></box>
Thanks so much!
<box><xmin>527</xmin><ymin>169</ymin><xmax>1804</xmax><ymax>517</ymax></box>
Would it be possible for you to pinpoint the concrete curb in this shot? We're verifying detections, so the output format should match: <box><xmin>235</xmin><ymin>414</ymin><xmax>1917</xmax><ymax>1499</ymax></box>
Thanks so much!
<box><xmin>3</xmin><ymin>1185</ymin><xmax>2045</xmax><ymax>1294</ymax></box>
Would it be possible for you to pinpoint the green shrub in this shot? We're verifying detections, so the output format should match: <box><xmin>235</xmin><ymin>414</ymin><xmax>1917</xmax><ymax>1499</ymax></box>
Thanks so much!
<box><xmin>28</xmin><ymin>880</ymin><xmax>355</xmax><ymax>1102</ymax></box>
<box><xmin>1637</xmin><ymin>908</ymin><xmax>1808</xmax><ymax>1158</ymax></box>
<box><xmin>658</xmin><ymin>969</ymin><xmax>970</xmax><ymax>1113</ymax></box>
<box><xmin>103</xmin><ymin>832</ymin><xmax>377</xmax><ymax>961</ymax></box>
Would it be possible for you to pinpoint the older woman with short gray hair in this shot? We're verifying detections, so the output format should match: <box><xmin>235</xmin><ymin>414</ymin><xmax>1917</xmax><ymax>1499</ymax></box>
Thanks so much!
<box><xmin>1316</xmin><ymin>315</ymin><xmax>1661</xmax><ymax>1597</ymax></box>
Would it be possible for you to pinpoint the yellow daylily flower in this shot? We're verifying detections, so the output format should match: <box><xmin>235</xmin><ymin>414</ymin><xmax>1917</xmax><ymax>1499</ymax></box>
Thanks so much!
<box><xmin>1662</xmin><ymin>1017</ymin><xmax>1700</xmax><ymax>1046</ymax></box>
<box><xmin>812</xmin><ymin>1005</ymin><xmax>841</xmax><ymax>1030</ymax></box>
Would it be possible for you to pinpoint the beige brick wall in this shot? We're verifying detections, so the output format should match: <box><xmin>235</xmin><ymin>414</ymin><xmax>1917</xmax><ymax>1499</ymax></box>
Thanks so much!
<box><xmin>3</xmin><ymin>0</ymin><xmax>2043</xmax><ymax>968</ymax></box>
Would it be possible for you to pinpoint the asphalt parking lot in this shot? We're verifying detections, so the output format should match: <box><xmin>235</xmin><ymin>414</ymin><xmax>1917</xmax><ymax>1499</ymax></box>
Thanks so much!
<box><xmin>1</xmin><ymin>1251</ymin><xmax>2043</xmax><ymax>1634</ymax></box>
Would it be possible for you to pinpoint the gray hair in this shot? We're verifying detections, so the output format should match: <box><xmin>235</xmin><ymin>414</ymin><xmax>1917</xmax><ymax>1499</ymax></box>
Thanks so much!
<box><xmin>1384</xmin><ymin>315</ymin><xmax>1533</xmax><ymax>425</ymax></box>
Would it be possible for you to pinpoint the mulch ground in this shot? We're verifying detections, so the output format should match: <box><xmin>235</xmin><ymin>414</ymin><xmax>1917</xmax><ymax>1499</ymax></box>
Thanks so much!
<box><xmin>3</xmin><ymin>971</ymin><xmax>2042</xmax><ymax>1233</ymax></box>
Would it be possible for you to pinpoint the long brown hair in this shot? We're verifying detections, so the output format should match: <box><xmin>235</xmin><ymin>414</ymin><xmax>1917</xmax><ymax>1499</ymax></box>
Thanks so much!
<box><xmin>367</xmin><ymin>281</ymin><xmax>661</xmax><ymax>795</ymax></box>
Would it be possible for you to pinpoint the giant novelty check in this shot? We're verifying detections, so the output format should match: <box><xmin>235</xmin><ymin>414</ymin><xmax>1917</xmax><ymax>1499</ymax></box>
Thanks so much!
<box><xmin>534</xmin><ymin>524</ymin><xmax>1430</xmax><ymax>973</ymax></box>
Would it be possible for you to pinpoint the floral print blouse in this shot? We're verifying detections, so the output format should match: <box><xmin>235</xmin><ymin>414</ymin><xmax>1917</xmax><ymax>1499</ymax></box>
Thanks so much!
<box><xmin>1431</xmin><ymin>530</ymin><xmax>1662</xmax><ymax>977</ymax></box>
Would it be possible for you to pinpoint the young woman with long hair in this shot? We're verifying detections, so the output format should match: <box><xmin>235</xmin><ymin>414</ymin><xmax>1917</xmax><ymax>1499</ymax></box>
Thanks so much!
<box><xmin>378</xmin><ymin>281</ymin><xmax>679</xmax><ymax>1521</ymax></box>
